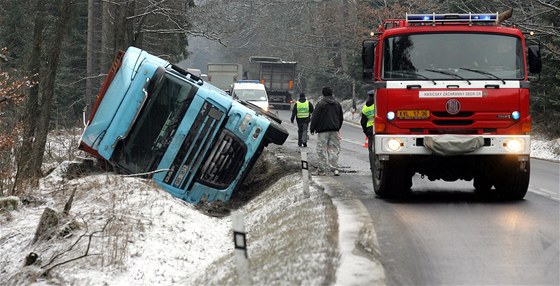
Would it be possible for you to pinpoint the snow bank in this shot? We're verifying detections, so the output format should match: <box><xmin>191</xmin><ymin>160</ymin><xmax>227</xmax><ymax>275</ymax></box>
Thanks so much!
<box><xmin>1</xmin><ymin>159</ymin><xmax>343</xmax><ymax>285</ymax></box>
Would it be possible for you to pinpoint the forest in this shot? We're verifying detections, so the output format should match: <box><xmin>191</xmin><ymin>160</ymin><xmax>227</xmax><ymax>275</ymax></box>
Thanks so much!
<box><xmin>1</xmin><ymin>0</ymin><xmax>559</xmax><ymax>194</ymax></box>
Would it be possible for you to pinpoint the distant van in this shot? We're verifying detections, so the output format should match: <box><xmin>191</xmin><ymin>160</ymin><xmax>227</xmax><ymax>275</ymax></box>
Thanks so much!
<box><xmin>231</xmin><ymin>80</ymin><xmax>270</xmax><ymax>112</ymax></box>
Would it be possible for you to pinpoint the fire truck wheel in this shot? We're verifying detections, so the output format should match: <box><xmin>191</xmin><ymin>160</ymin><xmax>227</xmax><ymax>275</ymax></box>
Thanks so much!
<box><xmin>473</xmin><ymin>175</ymin><xmax>493</xmax><ymax>193</ymax></box>
<box><xmin>372</xmin><ymin>155</ymin><xmax>412</xmax><ymax>199</ymax></box>
<box><xmin>264</xmin><ymin>119</ymin><xmax>289</xmax><ymax>145</ymax></box>
<box><xmin>494</xmin><ymin>158</ymin><xmax>530</xmax><ymax>200</ymax></box>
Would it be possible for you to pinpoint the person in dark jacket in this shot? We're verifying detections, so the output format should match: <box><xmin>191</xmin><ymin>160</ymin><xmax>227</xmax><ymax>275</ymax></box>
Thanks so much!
<box><xmin>361</xmin><ymin>90</ymin><xmax>375</xmax><ymax>150</ymax></box>
<box><xmin>291</xmin><ymin>93</ymin><xmax>314</xmax><ymax>147</ymax></box>
<box><xmin>310</xmin><ymin>86</ymin><xmax>344</xmax><ymax>176</ymax></box>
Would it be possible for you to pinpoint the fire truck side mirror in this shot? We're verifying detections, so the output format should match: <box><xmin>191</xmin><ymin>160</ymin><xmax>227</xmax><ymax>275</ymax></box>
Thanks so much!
<box><xmin>527</xmin><ymin>45</ymin><xmax>542</xmax><ymax>74</ymax></box>
<box><xmin>362</xmin><ymin>40</ymin><xmax>376</xmax><ymax>81</ymax></box>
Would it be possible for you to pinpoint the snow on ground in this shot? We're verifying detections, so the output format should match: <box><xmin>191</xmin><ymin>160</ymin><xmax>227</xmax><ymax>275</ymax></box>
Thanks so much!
<box><xmin>1</xmin><ymin>107</ymin><xmax>559</xmax><ymax>285</ymax></box>
<box><xmin>1</xmin><ymin>141</ymin><xmax>349</xmax><ymax>285</ymax></box>
<box><xmin>1</xmin><ymin>158</ymin><xmax>340</xmax><ymax>285</ymax></box>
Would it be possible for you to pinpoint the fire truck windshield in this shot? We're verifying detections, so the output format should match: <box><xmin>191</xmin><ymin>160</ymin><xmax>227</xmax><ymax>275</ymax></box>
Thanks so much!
<box><xmin>382</xmin><ymin>33</ymin><xmax>524</xmax><ymax>80</ymax></box>
<box><xmin>113</xmin><ymin>71</ymin><xmax>197</xmax><ymax>174</ymax></box>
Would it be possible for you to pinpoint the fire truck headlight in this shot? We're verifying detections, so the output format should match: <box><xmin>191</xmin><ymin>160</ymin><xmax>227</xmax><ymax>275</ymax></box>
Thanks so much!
<box><xmin>512</xmin><ymin>111</ymin><xmax>520</xmax><ymax>120</ymax></box>
<box><xmin>387</xmin><ymin>111</ymin><xmax>395</xmax><ymax>121</ymax></box>
<box><xmin>387</xmin><ymin>138</ymin><xmax>403</xmax><ymax>152</ymax></box>
<box><xmin>505</xmin><ymin>138</ymin><xmax>524</xmax><ymax>153</ymax></box>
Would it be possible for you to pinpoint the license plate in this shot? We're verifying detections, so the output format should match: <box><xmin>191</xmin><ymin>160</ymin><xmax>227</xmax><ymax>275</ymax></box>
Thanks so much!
<box><xmin>397</xmin><ymin>110</ymin><xmax>430</xmax><ymax>119</ymax></box>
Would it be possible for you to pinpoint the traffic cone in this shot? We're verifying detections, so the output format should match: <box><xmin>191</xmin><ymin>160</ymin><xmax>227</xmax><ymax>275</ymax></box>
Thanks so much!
<box><xmin>363</xmin><ymin>136</ymin><xmax>368</xmax><ymax>148</ymax></box>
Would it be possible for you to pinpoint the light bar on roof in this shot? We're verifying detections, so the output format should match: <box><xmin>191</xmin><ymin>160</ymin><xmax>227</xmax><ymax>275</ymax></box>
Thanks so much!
<box><xmin>406</xmin><ymin>13</ymin><xmax>498</xmax><ymax>24</ymax></box>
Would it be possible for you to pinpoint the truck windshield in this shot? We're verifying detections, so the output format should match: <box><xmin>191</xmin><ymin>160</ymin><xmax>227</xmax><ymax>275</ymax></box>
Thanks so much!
<box><xmin>232</xmin><ymin>89</ymin><xmax>268</xmax><ymax>101</ymax></box>
<box><xmin>113</xmin><ymin>70</ymin><xmax>197</xmax><ymax>173</ymax></box>
<box><xmin>382</xmin><ymin>33</ymin><xmax>524</xmax><ymax>80</ymax></box>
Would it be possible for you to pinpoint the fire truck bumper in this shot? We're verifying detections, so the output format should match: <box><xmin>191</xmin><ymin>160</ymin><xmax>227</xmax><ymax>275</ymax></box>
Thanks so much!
<box><xmin>374</xmin><ymin>134</ymin><xmax>530</xmax><ymax>156</ymax></box>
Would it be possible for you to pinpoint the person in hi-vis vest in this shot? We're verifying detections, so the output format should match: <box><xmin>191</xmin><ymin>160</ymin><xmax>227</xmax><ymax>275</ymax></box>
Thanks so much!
<box><xmin>361</xmin><ymin>90</ymin><xmax>375</xmax><ymax>150</ymax></box>
<box><xmin>291</xmin><ymin>93</ymin><xmax>314</xmax><ymax>147</ymax></box>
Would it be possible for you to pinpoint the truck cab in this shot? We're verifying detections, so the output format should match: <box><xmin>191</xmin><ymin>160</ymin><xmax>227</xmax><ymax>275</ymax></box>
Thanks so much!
<box><xmin>80</xmin><ymin>47</ymin><xmax>288</xmax><ymax>203</ymax></box>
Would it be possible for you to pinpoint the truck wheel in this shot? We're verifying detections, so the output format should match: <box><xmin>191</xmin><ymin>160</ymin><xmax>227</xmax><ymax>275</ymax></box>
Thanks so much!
<box><xmin>473</xmin><ymin>175</ymin><xmax>493</xmax><ymax>193</ymax></box>
<box><xmin>372</xmin><ymin>154</ymin><xmax>412</xmax><ymax>199</ymax></box>
<box><xmin>264</xmin><ymin>119</ymin><xmax>289</xmax><ymax>145</ymax></box>
<box><xmin>494</xmin><ymin>157</ymin><xmax>530</xmax><ymax>200</ymax></box>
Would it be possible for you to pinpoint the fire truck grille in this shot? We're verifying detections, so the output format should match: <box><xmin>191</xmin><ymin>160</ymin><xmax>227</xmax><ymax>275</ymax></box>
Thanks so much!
<box><xmin>197</xmin><ymin>130</ymin><xmax>247</xmax><ymax>189</ymax></box>
<box><xmin>416</xmin><ymin>137</ymin><xmax>491</xmax><ymax>146</ymax></box>
<box><xmin>427</xmin><ymin>129</ymin><xmax>479</xmax><ymax>134</ymax></box>
<box><xmin>432</xmin><ymin>111</ymin><xmax>473</xmax><ymax>117</ymax></box>
<box><xmin>433</xmin><ymin>120</ymin><xmax>474</xmax><ymax>126</ymax></box>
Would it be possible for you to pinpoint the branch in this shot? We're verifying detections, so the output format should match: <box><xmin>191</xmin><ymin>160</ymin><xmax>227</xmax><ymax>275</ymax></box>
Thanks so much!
<box><xmin>58</xmin><ymin>74</ymin><xmax>108</xmax><ymax>87</ymax></box>
<box><xmin>120</xmin><ymin>168</ymin><xmax>170</xmax><ymax>177</ymax></box>
<box><xmin>41</xmin><ymin>216</ymin><xmax>114</xmax><ymax>275</ymax></box>
<box><xmin>535</xmin><ymin>0</ymin><xmax>560</xmax><ymax>12</ymax></box>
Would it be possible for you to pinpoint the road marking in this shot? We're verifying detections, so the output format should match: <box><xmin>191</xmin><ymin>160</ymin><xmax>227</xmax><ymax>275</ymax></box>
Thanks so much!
<box><xmin>529</xmin><ymin>185</ymin><xmax>559</xmax><ymax>201</ymax></box>
<box><xmin>313</xmin><ymin>177</ymin><xmax>386</xmax><ymax>285</ymax></box>
<box><xmin>342</xmin><ymin>137</ymin><xmax>364</xmax><ymax>146</ymax></box>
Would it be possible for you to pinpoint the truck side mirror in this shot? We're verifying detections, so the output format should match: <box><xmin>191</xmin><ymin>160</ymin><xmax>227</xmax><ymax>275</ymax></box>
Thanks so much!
<box><xmin>362</xmin><ymin>40</ymin><xmax>376</xmax><ymax>82</ymax></box>
<box><xmin>527</xmin><ymin>45</ymin><xmax>542</xmax><ymax>74</ymax></box>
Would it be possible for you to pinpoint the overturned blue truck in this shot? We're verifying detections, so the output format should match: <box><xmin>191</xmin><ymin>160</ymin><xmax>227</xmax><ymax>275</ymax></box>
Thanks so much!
<box><xmin>80</xmin><ymin>47</ymin><xmax>288</xmax><ymax>204</ymax></box>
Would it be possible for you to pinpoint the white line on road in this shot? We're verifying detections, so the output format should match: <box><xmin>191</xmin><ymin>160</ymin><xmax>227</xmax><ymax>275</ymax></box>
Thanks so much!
<box><xmin>529</xmin><ymin>185</ymin><xmax>559</xmax><ymax>201</ymax></box>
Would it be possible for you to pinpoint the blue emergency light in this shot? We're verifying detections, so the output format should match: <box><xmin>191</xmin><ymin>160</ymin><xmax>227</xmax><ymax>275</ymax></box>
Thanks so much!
<box><xmin>406</xmin><ymin>13</ymin><xmax>498</xmax><ymax>24</ymax></box>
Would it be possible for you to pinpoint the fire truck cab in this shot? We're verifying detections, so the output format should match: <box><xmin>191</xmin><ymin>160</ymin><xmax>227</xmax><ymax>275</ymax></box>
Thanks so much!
<box><xmin>362</xmin><ymin>13</ymin><xmax>542</xmax><ymax>200</ymax></box>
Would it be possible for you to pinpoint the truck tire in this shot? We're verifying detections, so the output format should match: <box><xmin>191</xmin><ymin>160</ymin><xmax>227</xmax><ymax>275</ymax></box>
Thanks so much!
<box><xmin>494</xmin><ymin>157</ymin><xmax>530</xmax><ymax>200</ymax></box>
<box><xmin>372</xmin><ymin>154</ymin><xmax>412</xmax><ymax>199</ymax></box>
<box><xmin>264</xmin><ymin>119</ymin><xmax>289</xmax><ymax>145</ymax></box>
<box><xmin>473</xmin><ymin>175</ymin><xmax>493</xmax><ymax>193</ymax></box>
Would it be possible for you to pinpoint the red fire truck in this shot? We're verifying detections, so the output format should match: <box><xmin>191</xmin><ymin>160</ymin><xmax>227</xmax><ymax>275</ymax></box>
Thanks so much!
<box><xmin>362</xmin><ymin>12</ymin><xmax>542</xmax><ymax>200</ymax></box>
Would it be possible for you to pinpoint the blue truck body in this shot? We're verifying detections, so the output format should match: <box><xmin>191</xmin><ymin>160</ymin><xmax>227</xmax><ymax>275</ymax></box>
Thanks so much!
<box><xmin>80</xmin><ymin>47</ymin><xmax>288</xmax><ymax>203</ymax></box>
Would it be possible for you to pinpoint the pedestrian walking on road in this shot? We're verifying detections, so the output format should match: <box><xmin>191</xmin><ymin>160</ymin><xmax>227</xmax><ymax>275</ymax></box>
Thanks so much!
<box><xmin>310</xmin><ymin>86</ymin><xmax>343</xmax><ymax>176</ymax></box>
<box><xmin>361</xmin><ymin>89</ymin><xmax>376</xmax><ymax>150</ymax></box>
<box><xmin>291</xmin><ymin>93</ymin><xmax>314</xmax><ymax>147</ymax></box>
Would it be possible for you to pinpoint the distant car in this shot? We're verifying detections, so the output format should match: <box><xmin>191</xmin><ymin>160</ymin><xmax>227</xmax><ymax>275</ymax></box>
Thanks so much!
<box><xmin>231</xmin><ymin>80</ymin><xmax>270</xmax><ymax>112</ymax></box>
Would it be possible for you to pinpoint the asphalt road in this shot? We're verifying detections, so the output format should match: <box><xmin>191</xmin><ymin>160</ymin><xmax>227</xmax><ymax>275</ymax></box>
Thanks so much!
<box><xmin>274</xmin><ymin>108</ymin><xmax>560</xmax><ymax>286</ymax></box>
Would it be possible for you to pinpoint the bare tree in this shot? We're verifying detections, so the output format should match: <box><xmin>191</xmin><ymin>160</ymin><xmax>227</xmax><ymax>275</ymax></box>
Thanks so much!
<box><xmin>14</xmin><ymin>0</ymin><xmax>48</xmax><ymax>190</ymax></box>
<box><xmin>28</xmin><ymin>0</ymin><xmax>76</xmax><ymax>182</ymax></box>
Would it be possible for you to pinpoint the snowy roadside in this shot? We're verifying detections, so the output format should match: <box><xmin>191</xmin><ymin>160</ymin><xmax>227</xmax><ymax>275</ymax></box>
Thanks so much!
<box><xmin>0</xmin><ymin>149</ymin><xmax>344</xmax><ymax>285</ymax></box>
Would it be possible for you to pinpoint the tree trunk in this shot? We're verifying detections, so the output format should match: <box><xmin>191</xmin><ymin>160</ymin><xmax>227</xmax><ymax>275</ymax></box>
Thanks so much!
<box><xmin>86</xmin><ymin>0</ymin><xmax>94</xmax><ymax>116</ymax></box>
<box><xmin>13</xmin><ymin>0</ymin><xmax>47</xmax><ymax>192</ymax></box>
<box><xmin>101</xmin><ymin>0</ymin><xmax>112</xmax><ymax>66</ymax></box>
<box><xmin>28</xmin><ymin>0</ymin><xmax>76</xmax><ymax>180</ymax></box>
